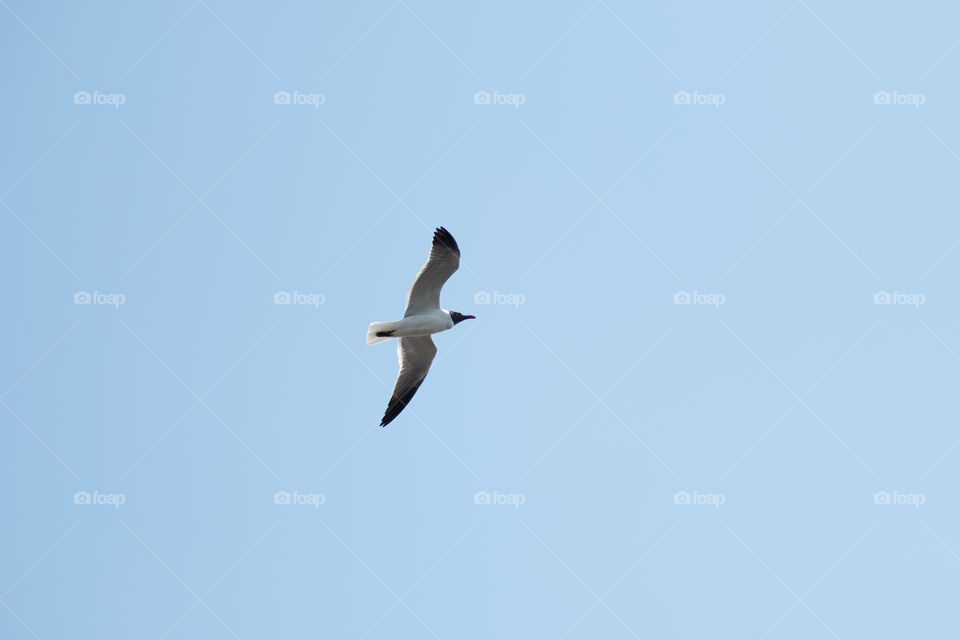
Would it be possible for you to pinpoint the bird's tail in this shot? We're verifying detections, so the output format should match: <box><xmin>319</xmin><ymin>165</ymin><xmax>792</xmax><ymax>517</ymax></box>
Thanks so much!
<box><xmin>366</xmin><ymin>321</ymin><xmax>399</xmax><ymax>345</ymax></box>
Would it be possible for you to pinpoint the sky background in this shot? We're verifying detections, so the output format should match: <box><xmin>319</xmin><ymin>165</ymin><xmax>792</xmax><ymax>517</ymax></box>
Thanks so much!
<box><xmin>3</xmin><ymin>1</ymin><xmax>960</xmax><ymax>638</ymax></box>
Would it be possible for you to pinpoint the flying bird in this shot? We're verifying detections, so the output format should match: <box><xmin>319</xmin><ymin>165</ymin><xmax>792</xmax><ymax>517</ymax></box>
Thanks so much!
<box><xmin>367</xmin><ymin>227</ymin><xmax>475</xmax><ymax>427</ymax></box>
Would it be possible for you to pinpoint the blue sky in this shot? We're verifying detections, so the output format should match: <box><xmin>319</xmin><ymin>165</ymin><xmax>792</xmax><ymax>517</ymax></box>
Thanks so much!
<box><xmin>3</xmin><ymin>1</ymin><xmax>960</xmax><ymax>637</ymax></box>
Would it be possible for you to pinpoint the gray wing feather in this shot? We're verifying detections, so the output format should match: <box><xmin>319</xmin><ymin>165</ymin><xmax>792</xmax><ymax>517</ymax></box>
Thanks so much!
<box><xmin>380</xmin><ymin>336</ymin><xmax>437</xmax><ymax>426</ymax></box>
<box><xmin>403</xmin><ymin>227</ymin><xmax>461</xmax><ymax>317</ymax></box>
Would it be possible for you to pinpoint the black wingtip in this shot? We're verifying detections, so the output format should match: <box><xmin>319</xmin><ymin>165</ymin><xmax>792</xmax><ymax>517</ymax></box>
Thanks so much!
<box><xmin>379</xmin><ymin>377</ymin><xmax>427</xmax><ymax>428</ymax></box>
<box><xmin>379</xmin><ymin>405</ymin><xmax>402</xmax><ymax>427</ymax></box>
<box><xmin>432</xmin><ymin>226</ymin><xmax>460</xmax><ymax>255</ymax></box>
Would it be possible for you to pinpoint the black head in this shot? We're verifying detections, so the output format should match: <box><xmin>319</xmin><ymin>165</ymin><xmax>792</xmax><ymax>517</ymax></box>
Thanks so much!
<box><xmin>449</xmin><ymin>311</ymin><xmax>476</xmax><ymax>325</ymax></box>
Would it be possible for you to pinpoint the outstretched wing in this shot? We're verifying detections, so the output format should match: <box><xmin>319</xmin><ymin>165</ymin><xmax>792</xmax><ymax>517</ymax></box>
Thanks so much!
<box><xmin>403</xmin><ymin>227</ymin><xmax>461</xmax><ymax>317</ymax></box>
<box><xmin>380</xmin><ymin>336</ymin><xmax>437</xmax><ymax>426</ymax></box>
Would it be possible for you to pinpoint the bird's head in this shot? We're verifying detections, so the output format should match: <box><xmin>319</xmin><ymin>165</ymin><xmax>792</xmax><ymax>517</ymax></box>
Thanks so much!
<box><xmin>449</xmin><ymin>311</ymin><xmax>476</xmax><ymax>325</ymax></box>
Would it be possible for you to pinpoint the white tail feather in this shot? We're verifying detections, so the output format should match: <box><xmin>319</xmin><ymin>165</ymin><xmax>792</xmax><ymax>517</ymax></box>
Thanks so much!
<box><xmin>367</xmin><ymin>321</ymin><xmax>399</xmax><ymax>345</ymax></box>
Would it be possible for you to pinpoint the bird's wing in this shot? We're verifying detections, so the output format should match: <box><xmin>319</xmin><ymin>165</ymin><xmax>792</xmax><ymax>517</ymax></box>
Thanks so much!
<box><xmin>403</xmin><ymin>227</ymin><xmax>461</xmax><ymax>317</ymax></box>
<box><xmin>380</xmin><ymin>336</ymin><xmax>438</xmax><ymax>426</ymax></box>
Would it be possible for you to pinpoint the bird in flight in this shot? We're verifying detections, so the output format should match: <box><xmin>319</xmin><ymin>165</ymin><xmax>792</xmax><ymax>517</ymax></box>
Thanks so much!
<box><xmin>367</xmin><ymin>227</ymin><xmax>476</xmax><ymax>427</ymax></box>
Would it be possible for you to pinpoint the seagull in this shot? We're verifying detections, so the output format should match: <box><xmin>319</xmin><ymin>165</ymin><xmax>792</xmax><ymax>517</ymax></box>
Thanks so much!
<box><xmin>367</xmin><ymin>227</ymin><xmax>476</xmax><ymax>427</ymax></box>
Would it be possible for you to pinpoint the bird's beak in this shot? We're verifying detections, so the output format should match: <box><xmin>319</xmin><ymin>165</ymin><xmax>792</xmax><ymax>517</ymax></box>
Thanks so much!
<box><xmin>464</xmin><ymin>315</ymin><xmax>476</xmax><ymax>320</ymax></box>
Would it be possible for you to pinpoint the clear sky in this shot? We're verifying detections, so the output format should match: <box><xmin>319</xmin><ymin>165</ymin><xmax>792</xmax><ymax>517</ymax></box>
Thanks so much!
<box><xmin>3</xmin><ymin>1</ymin><xmax>960</xmax><ymax>638</ymax></box>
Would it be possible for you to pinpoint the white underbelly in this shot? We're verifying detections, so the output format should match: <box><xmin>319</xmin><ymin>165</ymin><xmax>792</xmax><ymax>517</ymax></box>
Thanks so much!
<box><xmin>394</xmin><ymin>311</ymin><xmax>453</xmax><ymax>337</ymax></box>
